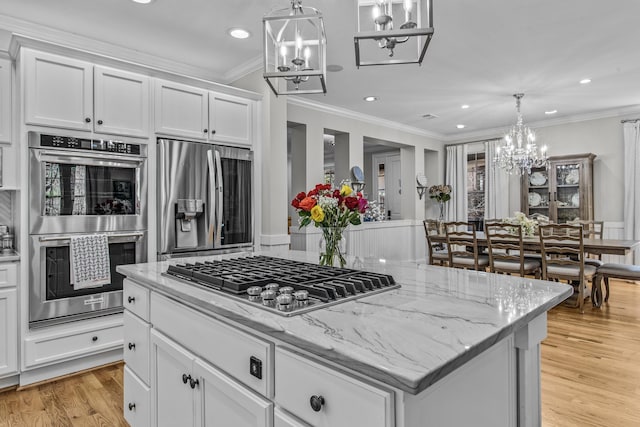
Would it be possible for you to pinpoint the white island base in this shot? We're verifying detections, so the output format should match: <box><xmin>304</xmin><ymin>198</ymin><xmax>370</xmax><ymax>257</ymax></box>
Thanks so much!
<box><xmin>118</xmin><ymin>252</ymin><xmax>570</xmax><ymax>427</ymax></box>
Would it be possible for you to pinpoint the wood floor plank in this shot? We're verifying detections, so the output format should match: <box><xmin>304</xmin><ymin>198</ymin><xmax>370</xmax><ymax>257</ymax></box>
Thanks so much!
<box><xmin>0</xmin><ymin>278</ymin><xmax>637</xmax><ymax>426</ymax></box>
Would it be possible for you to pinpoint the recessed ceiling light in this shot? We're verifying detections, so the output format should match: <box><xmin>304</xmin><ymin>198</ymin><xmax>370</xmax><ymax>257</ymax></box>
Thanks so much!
<box><xmin>456</xmin><ymin>124</ymin><xmax>465</xmax><ymax>129</ymax></box>
<box><xmin>327</xmin><ymin>64</ymin><xmax>344</xmax><ymax>72</ymax></box>
<box><xmin>461</xmin><ymin>104</ymin><xmax>470</xmax><ymax>109</ymax></box>
<box><xmin>364</xmin><ymin>96</ymin><xmax>378</xmax><ymax>102</ymax></box>
<box><xmin>580</xmin><ymin>78</ymin><xmax>591</xmax><ymax>84</ymax></box>
<box><xmin>131</xmin><ymin>0</ymin><xmax>154</xmax><ymax>4</ymax></box>
<box><xmin>228</xmin><ymin>28</ymin><xmax>251</xmax><ymax>39</ymax></box>
<box><xmin>545</xmin><ymin>110</ymin><xmax>558</xmax><ymax>115</ymax></box>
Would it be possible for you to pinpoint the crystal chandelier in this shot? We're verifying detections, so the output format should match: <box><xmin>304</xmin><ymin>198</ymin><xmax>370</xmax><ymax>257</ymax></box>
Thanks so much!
<box><xmin>263</xmin><ymin>0</ymin><xmax>327</xmax><ymax>95</ymax></box>
<box><xmin>354</xmin><ymin>0</ymin><xmax>434</xmax><ymax>67</ymax></box>
<box><xmin>494</xmin><ymin>94</ymin><xmax>548</xmax><ymax>175</ymax></box>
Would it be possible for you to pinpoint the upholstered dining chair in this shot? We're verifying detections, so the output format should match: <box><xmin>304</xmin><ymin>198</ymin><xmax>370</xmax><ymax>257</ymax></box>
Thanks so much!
<box><xmin>423</xmin><ymin>219</ymin><xmax>448</xmax><ymax>266</ymax></box>
<box><xmin>485</xmin><ymin>222</ymin><xmax>541</xmax><ymax>278</ymax></box>
<box><xmin>539</xmin><ymin>223</ymin><xmax>597</xmax><ymax>313</ymax></box>
<box><xmin>444</xmin><ymin>221</ymin><xmax>489</xmax><ymax>271</ymax></box>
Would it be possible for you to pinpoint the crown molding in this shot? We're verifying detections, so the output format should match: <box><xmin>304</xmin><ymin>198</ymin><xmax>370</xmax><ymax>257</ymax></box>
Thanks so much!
<box><xmin>0</xmin><ymin>13</ymin><xmax>224</xmax><ymax>82</ymax></box>
<box><xmin>287</xmin><ymin>97</ymin><xmax>445</xmax><ymax>141</ymax></box>
<box><xmin>223</xmin><ymin>54</ymin><xmax>263</xmax><ymax>85</ymax></box>
<box><xmin>445</xmin><ymin>104</ymin><xmax>640</xmax><ymax>143</ymax></box>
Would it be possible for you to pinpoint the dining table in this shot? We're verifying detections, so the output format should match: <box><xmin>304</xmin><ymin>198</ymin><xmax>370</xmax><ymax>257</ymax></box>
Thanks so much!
<box><xmin>429</xmin><ymin>232</ymin><xmax>640</xmax><ymax>257</ymax></box>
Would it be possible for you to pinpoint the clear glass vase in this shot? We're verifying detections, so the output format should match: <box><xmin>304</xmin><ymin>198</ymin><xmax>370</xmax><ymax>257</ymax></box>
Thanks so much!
<box><xmin>318</xmin><ymin>226</ymin><xmax>347</xmax><ymax>268</ymax></box>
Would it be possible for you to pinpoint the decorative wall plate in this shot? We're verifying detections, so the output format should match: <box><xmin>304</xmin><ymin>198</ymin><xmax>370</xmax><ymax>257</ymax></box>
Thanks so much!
<box><xmin>566</xmin><ymin>169</ymin><xmax>580</xmax><ymax>185</ymax></box>
<box><xmin>529</xmin><ymin>171</ymin><xmax>547</xmax><ymax>186</ymax></box>
<box><xmin>571</xmin><ymin>193</ymin><xmax>580</xmax><ymax>207</ymax></box>
<box><xmin>528</xmin><ymin>192</ymin><xmax>542</xmax><ymax>207</ymax></box>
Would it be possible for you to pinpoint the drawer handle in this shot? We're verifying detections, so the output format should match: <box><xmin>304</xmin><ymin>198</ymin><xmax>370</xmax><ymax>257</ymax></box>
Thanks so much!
<box><xmin>182</xmin><ymin>373</ymin><xmax>191</xmax><ymax>384</ymax></box>
<box><xmin>92</xmin><ymin>336</ymin><xmax>98</xmax><ymax>342</ymax></box>
<box><xmin>309</xmin><ymin>395</ymin><xmax>325</xmax><ymax>412</ymax></box>
<box><xmin>189</xmin><ymin>377</ymin><xmax>199</xmax><ymax>389</ymax></box>
<box><xmin>128</xmin><ymin>296</ymin><xmax>135</xmax><ymax>304</ymax></box>
<box><xmin>128</xmin><ymin>342</ymin><xmax>136</xmax><ymax>351</ymax></box>
<box><xmin>128</xmin><ymin>403</ymin><xmax>136</xmax><ymax>411</ymax></box>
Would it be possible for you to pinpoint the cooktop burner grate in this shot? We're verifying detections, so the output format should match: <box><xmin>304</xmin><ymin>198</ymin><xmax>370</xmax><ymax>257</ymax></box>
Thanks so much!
<box><xmin>164</xmin><ymin>256</ymin><xmax>400</xmax><ymax>316</ymax></box>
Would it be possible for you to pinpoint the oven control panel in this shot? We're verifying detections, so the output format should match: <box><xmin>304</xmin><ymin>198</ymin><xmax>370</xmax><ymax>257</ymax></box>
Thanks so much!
<box><xmin>39</xmin><ymin>134</ymin><xmax>141</xmax><ymax>155</ymax></box>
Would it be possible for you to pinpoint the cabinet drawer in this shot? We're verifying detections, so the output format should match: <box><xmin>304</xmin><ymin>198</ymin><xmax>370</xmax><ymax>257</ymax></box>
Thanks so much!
<box><xmin>0</xmin><ymin>263</ymin><xmax>17</xmax><ymax>289</ymax></box>
<box><xmin>275</xmin><ymin>348</ymin><xmax>393</xmax><ymax>427</ymax></box>
<box><xmin>274</xmin><ymin>407</ymin><xmax>311</xmax><ymax>427</ymax></box>
<box><xmin>24</xmin><ymin>323</ymin><xmax>123</xmax><ymax>368</ymax></box>
<box><xmin>124</xmin><ymin>279</ymin><xmax>150</xmax><ymax>321</ymax></box>
<box><xmin>124</xmin><ymin>310</ymin><xmax>150</xmax><ymax>385</ymax></box>
<box><xmin>124</xmin><ymin>365</ymin><xmax>150</xmax><ymax>427</ymax></box>
<box><xmin>151</xmin><ymin>293</ymin><xmax>272</xmax><ymax>397</ymax></box>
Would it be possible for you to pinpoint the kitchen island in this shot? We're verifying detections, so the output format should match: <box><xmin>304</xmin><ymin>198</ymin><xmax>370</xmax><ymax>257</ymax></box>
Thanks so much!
<box><xmin>117</xmin><ymin>250</ymin><xmax>572</xmax><ymax>427</ymax></box>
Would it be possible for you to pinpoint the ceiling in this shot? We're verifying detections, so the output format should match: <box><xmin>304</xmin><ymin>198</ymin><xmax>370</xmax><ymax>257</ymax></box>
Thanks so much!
<box><xmin>1</xmin><ymin>0</ymin><xmax>639</xmax><ymax>140</ymax></box>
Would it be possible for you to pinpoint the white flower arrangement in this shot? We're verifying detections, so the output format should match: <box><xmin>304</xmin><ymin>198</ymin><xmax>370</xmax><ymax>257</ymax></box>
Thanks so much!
<box><xmin>508</xmin><ymin>211</ymin><xmax>538</xmax><ymax>236</ymax></box>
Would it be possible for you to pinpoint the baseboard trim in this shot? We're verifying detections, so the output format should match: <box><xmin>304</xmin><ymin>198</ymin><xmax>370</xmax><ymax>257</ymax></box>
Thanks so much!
<box><xmin>0</xmin><ymin>374</ymin><xmax>19</xmax><ymax>391</ymax></box>
<box><xmin>19</xmin><ymin>349</ymin><xmax>123</xmax><ymax>388</ymax></box>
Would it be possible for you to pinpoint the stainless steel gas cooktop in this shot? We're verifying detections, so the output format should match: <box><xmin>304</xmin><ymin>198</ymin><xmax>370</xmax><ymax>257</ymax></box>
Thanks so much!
<box><xmin>164</xmin><ymin>256</ymin><xmax>400</xmax><ymax>316</ymax></box>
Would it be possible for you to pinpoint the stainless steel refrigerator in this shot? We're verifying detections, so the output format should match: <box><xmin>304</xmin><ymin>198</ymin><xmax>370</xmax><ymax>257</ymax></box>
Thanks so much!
<box><xmin>157</xmin><ymin>138</ymin><xmax>253</xmax><ymax>258</ymax></box>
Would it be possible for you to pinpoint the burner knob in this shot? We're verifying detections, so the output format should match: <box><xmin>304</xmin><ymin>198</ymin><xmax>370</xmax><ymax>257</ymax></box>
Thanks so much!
<box><xmin>261</xmin><ymin>290</ymin><xmax>276</xmax><ymax>306</ymax></box>
<box><xmin>279</xmin><ymin>286</ymin><xmax>294</xmax><ymax>295</ymax></box>
<box><xmin>247</xmin><ymin>286</ymin><xmax>263</xmax><ymax>296</ymax></box>
<box><xmin>265</xmin><ymin>283</ymin><xmax>280</xmax><ymax>293</ymax></box>
<box><xmin>293</xmin><ymin>290</ymin><xmax>309</xmax><ymax>301</ymax></box>
<box><xmin>276</xmin><ymin>294</ymin><xmax>293</xmax><ymax>305</ymax></box>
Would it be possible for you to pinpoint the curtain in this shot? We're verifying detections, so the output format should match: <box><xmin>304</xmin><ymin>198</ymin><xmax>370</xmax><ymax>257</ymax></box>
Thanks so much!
<box><xmin>445</xmin><ymin>145</ymin><xmax>468</xmax><ymax>221</ymax></box>
<box><xmin>484</xmin><ymin>139</ymin><xmax>510</xmax><ymax>219</ymax></box>
<box><xmin>623</xmin><ymin>121</ymin><xmax>640</xmax><ymax>264</ymax></box>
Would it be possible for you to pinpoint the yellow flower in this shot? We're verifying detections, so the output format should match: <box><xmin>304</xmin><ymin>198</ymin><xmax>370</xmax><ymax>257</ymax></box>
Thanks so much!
<box><xmin>311</xmin><ymin>205</ymin><xmax>325</xmax><ymax>223</ymax></box>
<box><xmin>340</xmin><ymin>184</ymin><xmax>352</xmax><ymax>197</ymax></box>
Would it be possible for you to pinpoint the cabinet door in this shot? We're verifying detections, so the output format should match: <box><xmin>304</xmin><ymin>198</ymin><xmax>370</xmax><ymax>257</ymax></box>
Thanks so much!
<box><xmin>209</xmin><ymin>93</ymin><xmax>252</xmax><ymax>146</ymax></box>
<box><xmin>550</xmin><ymin>159</ymin><xmax>583</xmax><ymax>223</ymax></box>
<box><xmin>0</xmin><ymin>288</ymin><xmax>17</xmax><ymax>377</ymax></box>
<box><xmin>0</xmin><ymin>57</ymin><xmax>11</xmax><ymax>143</ymax></box>
<box><xmin>23</xmin><ymin>50</ymin><xmax>93</xmax><ymax>131</ymax></box>
<box><xmin>94</xmin><ymin>66</ymin><xmax>149</xmax><ymax>137</ymax></box>
<box><xmin>194</xmin><ymin>359</ymin><xmax>272</xmax><ymax>427</ymax></box>
<box><xmin>150</xmin><ymin>330</ymin><xmax>196</xmax><ymax>427</ymax></box>
<box><xmin>274</xmin><ymin>408</ymin><xmax>310</xmax><ymax>427</ymax></box>
<box><xmin>154</xmin><ymin>80</ymin><xmax>208</xmax><ymax>140</ymax></box>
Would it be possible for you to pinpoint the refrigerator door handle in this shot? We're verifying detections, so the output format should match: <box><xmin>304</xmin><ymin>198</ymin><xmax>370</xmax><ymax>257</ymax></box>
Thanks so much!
<box><xmin>214</xmin><ymin>149</ymin><xmax>224</xmax><ymax>247</ymax></box>
<box><xmin>207</xmin><ymin>150</ymin><xmax>216</xmax><ymax>245</ymax></box>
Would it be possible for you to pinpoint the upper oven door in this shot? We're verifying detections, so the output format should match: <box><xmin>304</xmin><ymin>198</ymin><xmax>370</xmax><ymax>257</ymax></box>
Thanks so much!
<box><xmin>29</xmin><ymin>148</ymin><xmax>147</xmax><ymax>234</ymax></box>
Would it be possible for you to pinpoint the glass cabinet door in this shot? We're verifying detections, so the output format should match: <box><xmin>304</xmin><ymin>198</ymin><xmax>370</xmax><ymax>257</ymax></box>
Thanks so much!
<box><xmin>552</xmin><ymin>162</ymin><xmax>581</xmax><ymax>223</ymax></box>
<box><xmin>526</xmin><ymin>166</ymin><xmax>550</xmax><ymax>218</ymax></box>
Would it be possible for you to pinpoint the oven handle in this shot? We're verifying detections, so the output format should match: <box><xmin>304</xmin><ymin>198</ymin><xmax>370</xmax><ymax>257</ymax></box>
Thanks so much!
<box><xmin>35</xmin><ymin>149</ymin><xmax>145</xmax><ymax>168</ymax></box>
<box><xmin>38</xmin><ymin>231</ymin><xmax>145</xmax><ymax>243</ymax></box>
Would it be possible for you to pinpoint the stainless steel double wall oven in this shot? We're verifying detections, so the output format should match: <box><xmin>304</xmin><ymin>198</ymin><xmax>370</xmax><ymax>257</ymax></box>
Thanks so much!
<box><xmin>28</xmin><ymin>132</ymin><xmax>147</xmax><ymax>327</ymax></box>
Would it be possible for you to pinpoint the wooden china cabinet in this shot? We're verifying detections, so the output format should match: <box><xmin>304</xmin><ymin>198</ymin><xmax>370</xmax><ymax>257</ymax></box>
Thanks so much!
<box><xmin>521</xmin><ymin>153</ymin><xmax>596</xmax><ymax>223</ymax></box>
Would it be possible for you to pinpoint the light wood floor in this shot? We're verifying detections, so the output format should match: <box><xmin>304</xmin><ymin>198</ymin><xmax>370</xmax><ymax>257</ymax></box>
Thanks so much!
<box><xmin>0</xmin><ymin>279</ymin><xmax>638</xmax><ymax>427</ymax></box>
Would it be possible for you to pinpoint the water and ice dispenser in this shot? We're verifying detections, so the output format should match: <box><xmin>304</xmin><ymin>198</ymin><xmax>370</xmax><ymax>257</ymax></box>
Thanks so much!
<box><xmin>175</xmin><ymin>199</ymin><xmax>204</xmax><ymax>249</ymax></box>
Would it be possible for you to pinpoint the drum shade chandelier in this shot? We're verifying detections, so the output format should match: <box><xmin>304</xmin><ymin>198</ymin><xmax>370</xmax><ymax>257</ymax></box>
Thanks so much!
<box><xmin>354</xmin><ymin>0</ymin><xmax>434</xmax><ymax>67</ymax></box>
<box><xmin>263</xmin><ymin>0</ymin><xmax>327</xmax><ymax>95</ymax></box>
<box><xmin>494</xmin><ymin>94</ymin><xmax>549</xmax><ymax>176</ymax></box>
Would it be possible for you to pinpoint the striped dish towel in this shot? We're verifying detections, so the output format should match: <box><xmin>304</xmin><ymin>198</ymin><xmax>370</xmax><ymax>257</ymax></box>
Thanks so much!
<box><xmin>70</xmin><ymin>234</ymin><xmax>111</xmax><ymax>289</ymax></box>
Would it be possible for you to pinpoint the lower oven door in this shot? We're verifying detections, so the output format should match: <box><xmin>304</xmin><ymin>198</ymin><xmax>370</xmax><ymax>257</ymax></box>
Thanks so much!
<box><xmin>29</xmin><ymin>231</ymin><xmax>147</xmax><ymax>328</ymax></box>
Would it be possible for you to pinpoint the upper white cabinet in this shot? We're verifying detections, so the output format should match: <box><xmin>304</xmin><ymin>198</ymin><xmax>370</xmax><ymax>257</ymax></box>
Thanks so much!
<box><xmin>23</xmin><ymin>49</ymin><xmax>150</xmax><ymax>137</ymax></box>
<box><xmin>154</xmin><ymin>80</ymin><xmax>209</xmax><ymax>140</ymax></box>
<box><xmin>155</xmin><ymin>79</ymin><xmax>253</xmax><ymax>146</ymax></box>
<box><xmin>0</xmin><ymin>57</ymin><xmax>12</xmax><ymax>143</ymax></box>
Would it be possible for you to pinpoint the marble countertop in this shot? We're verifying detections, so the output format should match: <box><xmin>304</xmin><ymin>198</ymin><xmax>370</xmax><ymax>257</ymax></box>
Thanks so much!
<box><xmin>117</xmin><ymin>250</ymin><xmax>572</xmax><ymax>395</ymax></box>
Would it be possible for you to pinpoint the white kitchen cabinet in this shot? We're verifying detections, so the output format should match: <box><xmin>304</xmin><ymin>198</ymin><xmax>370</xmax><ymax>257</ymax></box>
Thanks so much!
<box><xmin>155</xmin><ymin>79</ymin><xmax>254</xmax><ymax>146</ymax></box>
<box><xmin>274</xmin><ymin>408</ymin><xmax>311</xmax><ymax>427</ymax></box>
<box><xmin>0</xmin><ymin>57</ymin><xmax>11</xmax><ymax>143</ymax></box>
<box><xmin>209</xmin><ymin>93</ymin><xmax>252</xmax><ymax>145</ymax></box>
<box><xmin>24</xmin><ymin>50</ymin><xmax>93</xmax><ymax>131</ymax></box>
<box><xmin>93</xmin><ymin>66</ymin><xmax>150</xmax><ymax>137</ymax></box>
<box><xmin>0</xmin><ymin>288</ymin><xmax>17</xmax><ymax>378</ymax></box>
<box><xmin>23</xmin><ymin>49</ymin><xmax>150</xmax><ymax>137</ymax></box>
<box><xmin>0</xmin><ymin>263</ymin><xmax>17</xmax><ymax>378</ymax></box>
<box><xmin>154</xmin><ymin>79</ymin><xmax>209</xmax><ymax>140</ymax></box>
<box><xmin>124</xmin><ymin>365</ymin><xmax>151</xmax><ymax>427</ymax></box>
<box><xmin>150</xmin><ymin>329</ymin><xmax>272</xmax><ymax>427</ymax></box>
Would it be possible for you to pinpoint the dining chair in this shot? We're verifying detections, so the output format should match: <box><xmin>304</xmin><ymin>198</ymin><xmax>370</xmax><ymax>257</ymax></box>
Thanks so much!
<box><xmin>539</xmin><ymin>224</ymin><xmax>597</xmax><ymax>313</ymax></box>
<box><xmin>444</xmin><ymin>221</ymin><xmax>489</xmax><ymax>271</ymax></box>
<box><xmin>423</xmin><ymin>219</ymin><xmax>449</xmax><ymax>266</ymax></box>
<box><xmin>567</xmin><ymin>219</ymin><xmax>604</xmax><ymax>266</ymax></box>
<box><xmin>485</xmin><ymin>222</ymin><xmax>541</xmax><ymax>278</ymax></box>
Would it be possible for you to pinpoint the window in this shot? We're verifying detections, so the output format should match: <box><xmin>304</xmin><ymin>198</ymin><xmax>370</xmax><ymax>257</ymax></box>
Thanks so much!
<box><xmin>467</xmin><ymin>152</ymin><xmax>485</xmax><ymax>230</ymax></box>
